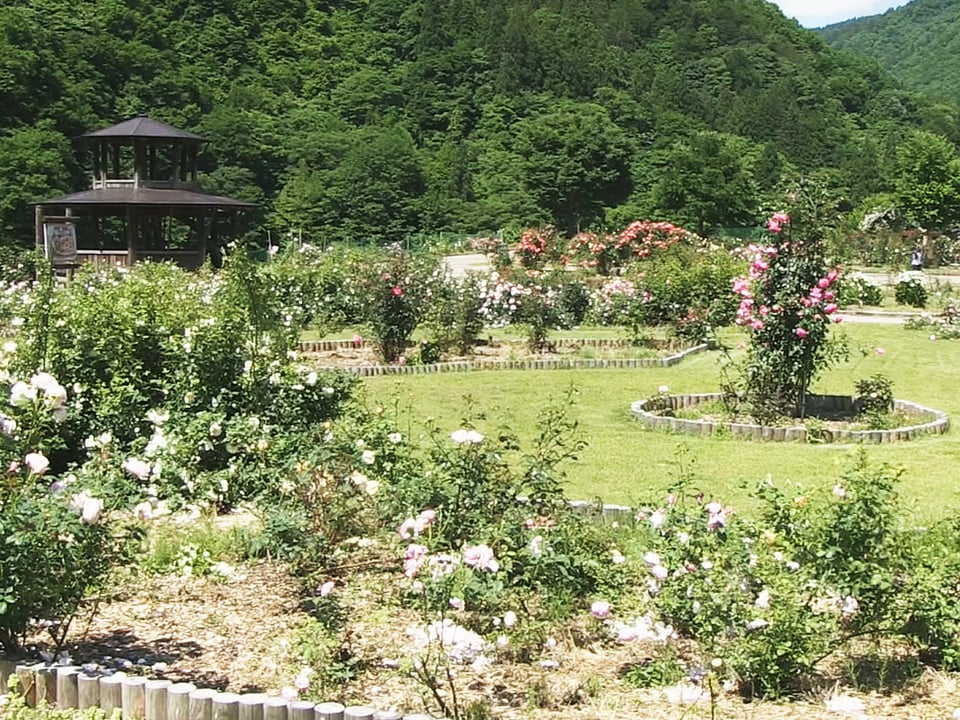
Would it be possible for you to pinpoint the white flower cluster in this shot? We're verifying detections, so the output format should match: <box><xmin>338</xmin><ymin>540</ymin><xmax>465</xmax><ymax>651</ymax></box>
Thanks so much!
<box><xmin>11</xmin><ymin>371</ymin><xmax>68</xmax><ymax>422</ymax></box>
<box><xmin>408</xmin><ymin>618</ymin><xmax>486</xmax><ymax>664</ymax></box>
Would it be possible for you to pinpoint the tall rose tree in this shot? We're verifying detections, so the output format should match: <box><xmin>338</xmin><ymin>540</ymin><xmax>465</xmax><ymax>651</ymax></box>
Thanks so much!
<box><xmin>730</xmin><ymin>210</ymin><xmax>845</xmax><ymax>422</ymax></box>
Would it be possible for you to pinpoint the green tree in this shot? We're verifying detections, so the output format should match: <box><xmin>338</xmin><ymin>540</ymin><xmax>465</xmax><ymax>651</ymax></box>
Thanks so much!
<box><xmin>894</xmin><ymin>130</ymin><xmax>960</xmax><ymax>229</ymax></box>
<box><xmin>0</xmin><ymin>122</ymin><xmax>72</xmax><ymax>246</ymax></box>
<box><xmin>323</xmin><ymin>126</ymin><xmax>426</xmax><ymax>245</ymax></box>
<box><xmin>652</xmin><ymin>131</ymin><xmax>759</xmax><ymax>234</ymax></box>
<box><xmin>515</xmin><ymin>101</ymin><xmax>632</xmax><ymax>233</ymax></box>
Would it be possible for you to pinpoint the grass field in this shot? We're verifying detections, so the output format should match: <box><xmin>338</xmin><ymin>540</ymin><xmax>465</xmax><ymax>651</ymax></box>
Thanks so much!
<box><xmin>360</xmin><ymin>323</ymin><xmax>960</xmax><ymax>522</ymax></box>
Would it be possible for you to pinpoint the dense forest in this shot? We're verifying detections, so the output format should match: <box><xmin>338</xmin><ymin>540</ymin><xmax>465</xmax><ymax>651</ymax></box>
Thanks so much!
<box><xmin>3</xmin><ymin>0</ymin><xmax>960</xmax><ymax>247</ymax></box>
<box><xmin>820</xmin><ymin>0</ymin><xmax>960</xmax><ymax>105</ymax></box>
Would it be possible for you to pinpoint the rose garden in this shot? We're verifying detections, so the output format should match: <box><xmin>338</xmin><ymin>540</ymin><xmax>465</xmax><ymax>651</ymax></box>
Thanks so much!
<box><xmin>5</xmin><ymin>204</ymin><xmax>960</xmax><ymax>719</ymax></box>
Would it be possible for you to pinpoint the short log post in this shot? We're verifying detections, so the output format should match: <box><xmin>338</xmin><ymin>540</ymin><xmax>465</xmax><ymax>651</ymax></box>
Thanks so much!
<box><xmin>263</xmin><ymin>696</ymin><xmax>289</xmax><ymax>720</ymax></box>
<box><xmin>372</xmin><ymin>712</ymin><xmax>402</xmax><ymax>720</ymax></box>
<box><xmin>343</xmin><ymin>707</ymin><xmax>375</xmax><ymax>720</ymax></box>
<box><xmin>0</xmin><ymin>658</ymin><xmax>16</xmax><ymax>693</ymax></box>
<box><xmin>15</xmin><ymin>663</ymin><xmax>41</xmax><ymax>706</ymax></box>
<box><xmin>168</xmin><ymin>683</ymin><xmax>197</xmax><ymax>720</ymax></box>
<box><xmin>56</xmin><ymin>666</ymin><xmax>80</xmax><ymax>708</ymax></box>
<box><xmin>238</xmin><ymin>693</ymin><xmax>266</xmax><ymax>720</ymax></box>
<box><xmin>145</xmin><ymin>679</ymin><xmax>172</xmax><ymax>720</ymax></box>
<box><xmin>189</xmin><ymin>687</ymin><xmax>219</xmax><ymax>720</ymax></box>
<box><xmin>36</xmin><ymin>665</ymin><xmax>57</xmax><ymax>705</ymax></box>
<box><xmin>122</xmin><ymin>674</ymin><xmax>147</xmax><ymax>719</ymax></box>
<box><xmin>289</xmin><ymin>700</ymin><xmax>314</xmax><ymax>720</ymax></box>
<box><xmin>401</xmin><ymin>715</ymin><xmax>432</xmax><ymax>720</ymax></box>
<box><xmin>313</xmin><ymin>702</ymin><xmax>344</xmax><ymax>720</ymax></box>
<box><xmin>78</xmin><ymin>672</ymin><xmax>101</xmax><ymax>709</ymax></box>
<box><xmin>100</xmin><ymin>673</ymin><xmax>126</xmax><ymax>716</ymax></box>
<box><xmin>212</xmin><ymin>692</ymin><xmax>240</xmax><ymax>720</ymax></box>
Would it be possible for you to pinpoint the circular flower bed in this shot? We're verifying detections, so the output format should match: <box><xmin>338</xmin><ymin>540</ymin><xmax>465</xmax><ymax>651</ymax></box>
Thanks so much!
<box><xmin>631</xmin><ymin>393</ymin><xmax>950</xmax><ymax>443</ymax></box>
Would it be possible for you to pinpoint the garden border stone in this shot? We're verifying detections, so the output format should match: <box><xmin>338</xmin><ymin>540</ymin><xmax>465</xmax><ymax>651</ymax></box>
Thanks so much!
<box><xmin>303</xmin><ymin>341</ymin><xmax>710</xmax><ymax>376</ymax></box>
<box><xmin>629</xmin><ymin>393</ymin><xmax>950</xmax><ymax>443</ymax></box>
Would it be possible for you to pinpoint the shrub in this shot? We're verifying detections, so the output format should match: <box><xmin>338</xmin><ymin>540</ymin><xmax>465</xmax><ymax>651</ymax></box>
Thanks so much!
<box><xmin>728</xmin><ymin>207</ymin><xmax>846</xmax><ymax>422</ymax></box>
<box><xmin>895</xmin><ymin>276</ymin><xmax>927</xmax><ymax>308</ymax></box>
<box><xmin>0</xmin><ymin>369</ymin><xmax>138</xmax><ymax>654</ymax></box>
<box><xmin>854</xmin><ymin>373</ymin><xmax>894</xmax><ymax>428</ymax></box>
<box><xmin>836</xmin><ymin>273</ymin><xmax>883</xmax><ymax>307</ymax></box>
<box><xmin>422</xmin><ymin>271</ymin><xmax>486</xmax><ymax>355</ymax></box>
<box><xmin>347</xmin><ymin>249</ymin><xmax>438</xmax><ymax>362</ymax></box>
<box><xmin>627</xmin><ymin>451</ymin><xmax>915</xmax><ymax>697</ymax></box>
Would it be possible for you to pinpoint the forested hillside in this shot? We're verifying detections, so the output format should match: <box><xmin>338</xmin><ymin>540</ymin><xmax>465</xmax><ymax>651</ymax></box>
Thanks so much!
<box><xmin>1</xmin><ymin>0</ymin><xmax>958</xmax><ymax>247</ymax></box>
<box><xmin>819</xmin><ymin>0</ymin><xmax>960</xmax><ymax>104</ymax></box>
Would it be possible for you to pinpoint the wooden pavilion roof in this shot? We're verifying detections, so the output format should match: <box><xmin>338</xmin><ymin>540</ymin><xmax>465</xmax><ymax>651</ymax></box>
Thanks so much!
<box><xmin>37</xmin><ymin>187</ymin><xmax>257</xmax><ymax>209</ymax></box>
<box><xmin>79</xmin><ymin>116</ymin><xmax>205</xmax><ymax>141</ymax></box>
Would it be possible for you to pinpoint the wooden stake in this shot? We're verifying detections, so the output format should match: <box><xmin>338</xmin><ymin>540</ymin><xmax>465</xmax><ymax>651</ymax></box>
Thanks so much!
<box><xmin>212</xmin><ymin>692</ymin><xmax>240</xmax><ymax>720</ymax></box>
<box><xmin>145</xmin><ymin>679</ymin><xmax>171</xmax><ymax>720</ymax></box>
<box><xmin>78</xmin><ymin>672</ymin><xmax>100</xmax><ymax>709</ymax></box>
<box><xmin>263</xmin><ymin>696</ymin><xmax>289</xmax><ymax>720</ymax></box>
<box><xmin>122</xmin><ymin>675</ymin><xmax>147</xmax><ymax>719</ymax></box>
<box><xmin>100</xmin><ymin>673</ymin><xmax>126</xmax><ymax>716</ymax></box>
<box><xmin>312</xmin><ymin>702</ymin><xmax>344</xmax><ymax>720</ymax></box>
<box><xmin>189</xmin><ymin>688</ymin><xmax>219</xmax><ymax>720</ymax></box>
<box><xmin>56</xmin><ymin>666</ymin><xmax>79</xmax><ymax>708</ymax></box>
<box><xmin>168</xmin><ymin>683</ymin><xmax>197</xmax><ymax>720</ymax></box>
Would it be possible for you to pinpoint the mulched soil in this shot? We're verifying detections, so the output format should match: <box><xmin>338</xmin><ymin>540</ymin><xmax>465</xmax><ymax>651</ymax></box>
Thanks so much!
<box><xmin>21</xmin><ymin>543</ymin><xmax>960</xmax><ymax>720</ymax></box>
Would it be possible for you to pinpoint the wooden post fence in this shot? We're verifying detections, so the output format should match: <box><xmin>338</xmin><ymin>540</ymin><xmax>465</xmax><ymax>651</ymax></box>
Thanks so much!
<box><xmin>1</xmin><ymin>664</ymin><xmax>444</xmax><ymax>720</ymax></box>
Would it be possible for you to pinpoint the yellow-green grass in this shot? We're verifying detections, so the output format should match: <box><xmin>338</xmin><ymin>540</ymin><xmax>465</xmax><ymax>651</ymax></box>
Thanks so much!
<box><xmin>360</xmin><ymin>323</ymin><xmax>960</xmax><ymax>523</ymax></box>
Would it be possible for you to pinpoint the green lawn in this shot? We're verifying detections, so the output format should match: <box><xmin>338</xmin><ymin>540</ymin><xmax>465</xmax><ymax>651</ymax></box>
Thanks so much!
<box><xmin>360</xmin><ymin>323</ymin><xmax>960</xmax><ymax>522</ymax></box>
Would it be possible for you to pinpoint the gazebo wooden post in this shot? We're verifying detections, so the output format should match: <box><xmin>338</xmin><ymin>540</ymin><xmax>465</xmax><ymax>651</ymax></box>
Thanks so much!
<box><xmin>126</xmin><ymin>206</ymin><xmax>136</xmax><ymax>266</ymax></box>
<box><xmin>35</xmin><ymin>205</ymin><xmax>43</xmax><ymax>253</ymax></box>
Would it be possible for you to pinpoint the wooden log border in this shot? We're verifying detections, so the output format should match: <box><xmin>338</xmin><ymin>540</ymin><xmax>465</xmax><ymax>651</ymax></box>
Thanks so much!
<box><xmin>0</xmin><ymin>660</ymin><xmax>414</xmax><ymax>720</ymax></box>
<box><xmin>297</xmin><ymin>337</ymin><xmax>691</xmax><ymax>354</ymax></box>
<box><xmin>300</xmin><ymin>342</ymin><xmax>710</xmax><ymax>377</ymax></box>
<box><xmin>629</xmin><ymin>393</ymin><xmax>950</xmax><ymax>443</ymax></box>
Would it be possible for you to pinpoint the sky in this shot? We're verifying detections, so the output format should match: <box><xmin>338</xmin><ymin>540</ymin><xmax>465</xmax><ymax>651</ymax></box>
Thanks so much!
<box><xmin>770</xmin><ymin>1</ymin><xmax>908</xmax><ymax>28</ymax></box>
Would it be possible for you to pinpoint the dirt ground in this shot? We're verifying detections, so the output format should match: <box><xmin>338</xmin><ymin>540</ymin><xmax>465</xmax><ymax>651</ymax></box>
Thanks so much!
<box><xmin>19</xmin><ymin>549</ymin><xmax>959</xmax><ymax>720</ymax></box>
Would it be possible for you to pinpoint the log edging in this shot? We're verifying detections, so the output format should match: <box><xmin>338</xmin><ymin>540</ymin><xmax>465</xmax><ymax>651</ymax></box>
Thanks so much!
<box><xmin>0</xmin><ymin>660</ymin><xmax>403</xmax><ymax>720</ymax></box>
<box><xmin>629</xmin><ymin>393</ymin><xmax>950</xmax><ymax>443</ymax></box>
<box><xmin>302</xmin><ymin>342</ymin><xmax>710</xmax><ymax>377</ymax></box>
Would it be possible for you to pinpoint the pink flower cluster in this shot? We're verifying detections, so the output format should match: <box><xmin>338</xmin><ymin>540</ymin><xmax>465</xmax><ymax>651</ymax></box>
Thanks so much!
<box><xmin>793</xmin><ymin>268</ymin><xmax>841</xmax><ymax>337</ymax></box>
<box><xmin>733</xmin><ymin>230</ymin><xmax>842</xmax><ymax>334</ymax></box>
<box><xmin>767</xmin><ymin>211</ymin><xmax>790</xmax><ymax>234</ymax></box>
<box><xmin>399</xmin><ymin>508</ymin><xmax>436</xmax><ymax>539</ymax></box>
<box><xmin>732</xmin><ymin>243</ymin><xmax>782</xmax><ymax>330</ymax></box>
<box><xmin>514</xmin><ymin>228</ymin><xmax>552</xmax><ymax>267</ymax></box>
<box><xmin>463</xmin><ymin>543</ymin><xmax>499</xmax><ymax>572</ymax></box>
<box><xmin>619</xmin><ymin>220</ymin><xmax>690</xmax><ymax>258</ymax></box>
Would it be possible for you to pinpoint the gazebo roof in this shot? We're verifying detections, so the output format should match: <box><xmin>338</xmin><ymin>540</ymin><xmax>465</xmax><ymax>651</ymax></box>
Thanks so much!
<box><xmin>36</xmin><ymin>188</ymin><xmax>257</xmax><ymax>209</ymax></box>
<box><xmin>79</xmin><ymin>116</ymin><xmax>205</xmax><ymax>141</ymax></box>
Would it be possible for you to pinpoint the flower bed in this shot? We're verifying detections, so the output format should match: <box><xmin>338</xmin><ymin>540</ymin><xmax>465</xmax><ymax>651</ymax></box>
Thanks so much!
<box><xmin>302</xmin><ymin>340</ymin><xmax>711</xmax><ymax>376</ymax></box>
<box><xmin>631</xmin><ymin>393</ymin><xmax>950</xmax><ymax>442</ymax></box>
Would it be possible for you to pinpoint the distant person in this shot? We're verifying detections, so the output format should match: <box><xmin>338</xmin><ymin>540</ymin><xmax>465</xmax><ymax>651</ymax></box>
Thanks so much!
<box><xmin>911</xmin><ymin>247</ymin><xmax>923</xmax><ymax>271</ymax></box>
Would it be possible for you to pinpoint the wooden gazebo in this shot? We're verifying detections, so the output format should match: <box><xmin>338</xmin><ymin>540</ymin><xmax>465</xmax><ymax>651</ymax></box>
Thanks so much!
<box><xmin>34</xmin><ymin>117</ymin><xmax>257</xmax><ymax>271</ymax></box>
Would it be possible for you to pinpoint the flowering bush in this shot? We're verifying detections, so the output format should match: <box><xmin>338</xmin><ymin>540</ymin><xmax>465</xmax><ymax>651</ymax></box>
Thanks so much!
<box><xmin>894</xmin><ymin>274</ymin><xmax>927</xmax><ymax>308</ymax></box>
<box><xmin>476</xmin><ymin>271</ymin><xmax>570</xmax><ymax>351</ymax></box>
<box><xmin>589</xmin><ymin>277</ymin><xmax>641</xmax><ymax>326</ymax></box>
<box><xmin>904</xmin><ymin>304</ymin><xmax>960</xmax><ymax>339</ymax></box>
<box><xmin>0</xmin><ymin>367</ymin><xmax>137</xmax><ymax>653</ymax></box>
<box><xmin>835</xmin><ymin>272</ymin><xmax>883</xmax><ymax>307</ymax></box>
<box><xmin>612</xmin><ymin>451</ymin><xmax>921</xmax><ymax>696</ymax></box>
<box><xmin>570</xmin><ymin>220</ymin><xmax>693</xmax><ymax>275</ymax></box>
<box><xmin>421</xmin><ymin>270</ymin><xmax>486</xmax><ymax>355</ymax></box>
<box><xmin>727</xmin><ymin>211</ymin><xmax>846</xmax><ymax>421</ymax></box>
<box><xmin>347</xmin><ymin>249</ymin><xmax>438</xmax><ymax>362</ymax></box>
<box><xmin>513</xmin><ymin>227</ymin><xmax>556</xmax><ymax>269</ymax></box>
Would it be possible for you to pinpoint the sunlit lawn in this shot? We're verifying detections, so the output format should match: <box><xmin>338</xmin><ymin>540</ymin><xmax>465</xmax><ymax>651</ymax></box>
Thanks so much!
<box><xmin>360</xmin><ymin>323</ymin><xmax>960</xmax><ymax>523</ymax></box>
